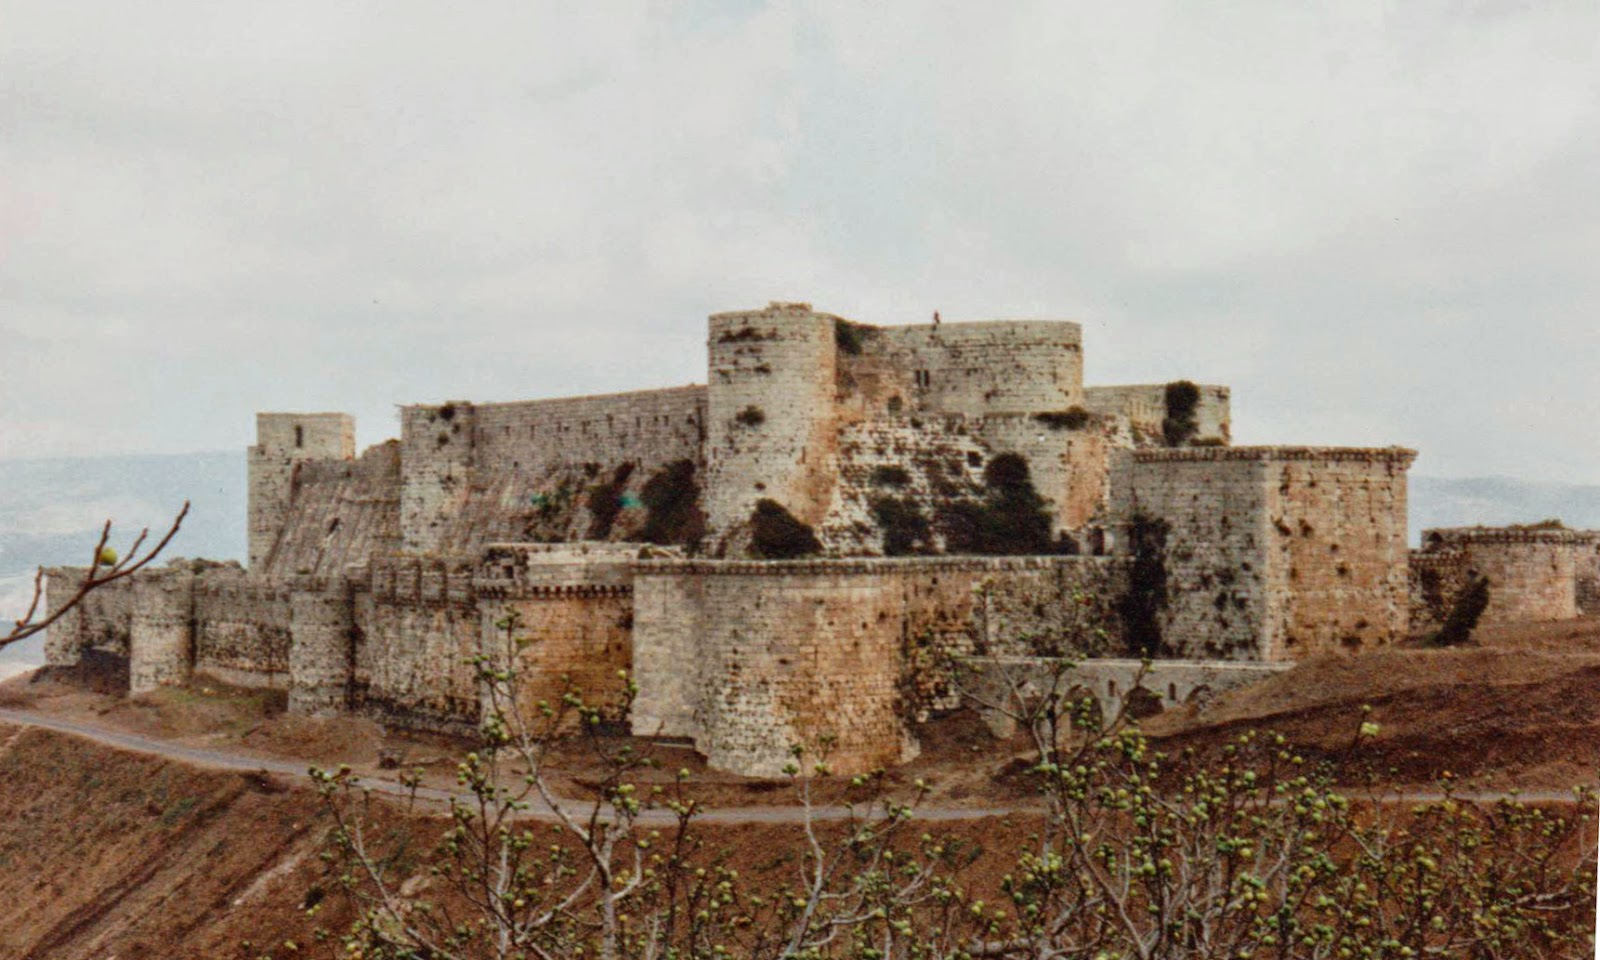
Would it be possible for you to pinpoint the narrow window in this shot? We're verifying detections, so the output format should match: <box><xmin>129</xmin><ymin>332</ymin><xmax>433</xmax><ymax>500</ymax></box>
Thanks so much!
<box><xmin>294</xmin><ymin>425</ymin><xmax>304</xmax><ymax>448</ymax></box>
<box><xmin>1168</xmin><ymin>682</ymin><xmax>1178</xmax><ymax>702</ymax></box>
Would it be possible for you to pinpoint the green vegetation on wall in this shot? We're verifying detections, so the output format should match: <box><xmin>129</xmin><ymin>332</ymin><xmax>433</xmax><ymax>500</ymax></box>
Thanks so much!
<box><xmin>937</xmin><ymin>454</ymin><xmax>1055</xmax><ymax>555</ymax></box>
<box><xmin>869</xmin><ymin>496</ymin><xmax>931</xmax><ymax>556</ymax></box>
<box><xmin>639</xmin><ymin>459</ymin><xmax>705</xmax><ymax>549</ymax></box>
<box><xmin>585</xmin><ymin>463</ymin><xmax>636</xmax><ymax>540</ymax></box>
<box><xmin>749</xmin><ymin>499</ymin><xmax>822</xmax><ymax>559</ymax></box>
<box><xmin>1032</xmin><ymin>407</ymin><xmax>1093</xmax><ymax>431</ymax></box>
<box><xmin>1431</xmin><ymin>575</ymin><xmax>1491</xmax><ymax>647</ymax></box>
<box><xmin>1162</xmin><ymin>380</ymin><xmax>1201</xmax><ymax>447</ymax></box>
<box><xmin>834</xmin><ymin>318</ymin><xmax>875</xmax><ymax>356</ymax></box>
<box><xmin>1118</xmin><ymin>512</ymin><xmax>1169</xmax><ymax>657</ymax></box>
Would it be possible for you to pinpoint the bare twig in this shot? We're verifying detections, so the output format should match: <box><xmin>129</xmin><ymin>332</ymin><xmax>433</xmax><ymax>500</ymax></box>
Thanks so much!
<box><xmin>3</xmin><ymin>501</ymin><xmax>190</xmax><ymax>650</ymax></box>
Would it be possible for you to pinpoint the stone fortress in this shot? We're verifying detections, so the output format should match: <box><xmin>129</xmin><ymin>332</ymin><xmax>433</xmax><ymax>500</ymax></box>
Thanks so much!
<box><xmin>43</xmin><ymin>303</ymin><xmax>1600</xmax><ymax>775</ymax></box>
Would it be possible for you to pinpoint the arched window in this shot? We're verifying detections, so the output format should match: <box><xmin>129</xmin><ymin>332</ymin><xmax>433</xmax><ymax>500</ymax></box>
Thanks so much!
<box><xmin>294</xmin><ymin>425</ymin><xmax>304</xmax><ymax>448</ymax></box>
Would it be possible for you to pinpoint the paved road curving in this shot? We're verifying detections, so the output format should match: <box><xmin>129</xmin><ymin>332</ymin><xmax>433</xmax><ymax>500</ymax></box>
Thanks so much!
<box><xmin>0</xmin><ymin>708</ymin><xmax>1585</xmax><ymax>826</ymax></box>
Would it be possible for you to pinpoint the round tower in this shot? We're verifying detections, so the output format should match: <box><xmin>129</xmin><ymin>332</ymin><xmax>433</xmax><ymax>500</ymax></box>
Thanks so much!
<box><xmin>128</xmin><ymin>568</ymin><xmax>197</xmax><ymax>695</ymax></box>
<box><xmin>288</xmin><ymin>575</ymin><xmax>355</xmax><ymax>716</ymax></box>
<box><xmin>900</xmin><ymin>320</ymin><xmax>1083</xmax><ymax>417</ymax></box>
<box><xmin>704</xmin><ymin>303</ymin><xmax>839</xmax><ymax>551</ymax></box>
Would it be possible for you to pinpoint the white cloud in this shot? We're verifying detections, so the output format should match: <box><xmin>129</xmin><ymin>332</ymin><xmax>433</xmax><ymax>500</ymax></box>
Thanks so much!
<box><xmin>1</xmin><ymin>0</ymin><xmax>1596</xmax><ymax>481</ymax></box>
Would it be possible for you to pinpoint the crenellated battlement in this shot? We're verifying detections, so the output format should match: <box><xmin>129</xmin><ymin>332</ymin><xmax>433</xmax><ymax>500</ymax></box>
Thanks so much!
<box><xmin>1133</xmin><ymin>446</ymin><xmax>1417</xmax><ymax>464</ymax></box>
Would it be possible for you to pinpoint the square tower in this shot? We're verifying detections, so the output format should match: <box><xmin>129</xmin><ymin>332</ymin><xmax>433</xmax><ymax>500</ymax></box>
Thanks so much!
<box><xmin>248</xmin><ymin>412</ymin><xmax>355</xmax><ymax>570</ymax></box>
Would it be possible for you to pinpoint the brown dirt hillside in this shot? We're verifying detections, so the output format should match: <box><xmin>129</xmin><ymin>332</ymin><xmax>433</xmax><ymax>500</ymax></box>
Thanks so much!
<box><xmin>0</xmin><ymin>719</ymin><xmax>1046</xmax><ymax>960</ymax></box>
<box><xmin>1143</xmin><ymin>618</ymin><xmax>1600</xmax><ymax>790</ymax></box>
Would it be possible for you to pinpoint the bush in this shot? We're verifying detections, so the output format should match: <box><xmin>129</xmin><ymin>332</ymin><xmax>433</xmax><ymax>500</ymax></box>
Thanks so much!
<box><xmin>1032</xmin><ymin>407</ymin><xmax>1093</xmax><ymax>431</ymax></box>
<box><xmin>869</xmin><ymin>496</ymin><xmax>931</xmax><ymax>556</ymax></box>
<box><xmin>1431</xmin><ymin>574</ymin><xmax>1491</xmax><ymax>647</ymax></box>
<box><xmin>869</xmin><ymin>464</ymin><xmax>912</xmax><ymax>488</ymax></box>
<box><xmin>1118</xmin><ymin>513</ymin><xmax>1169</xmax><ymax>657</ymax></box>
<box><xmin>937</xmin><ymin>454</ymin><xmax>1054</xmax><ymax>555</ymax></box>
<box><xmin>735</xmin><ymin>405</ymin><xmax>766</xmax><ymax>427</ymax></box>
<box><xmin>639</xmin><ymin>459</ymin><xmax>705</xmax><ymax>548</ymax></box>
<box><xmin>1162</xmin><ymin>379</ymin><xmax>1201</xmax><ymax>446</ymax></box>
<box><xmin>584</xmin><ymin>463</ymin><xmax>635</xmax><ymax>539</ymax></box>
<box><xmin>750</xmin><ymin>499</ymin><xmax>821</xmax><ymax>559</ymax></box>
<box><xmin>834</xmin><ymin>318</ymin><xmax>875</xmax><ymax>355</ymax></box>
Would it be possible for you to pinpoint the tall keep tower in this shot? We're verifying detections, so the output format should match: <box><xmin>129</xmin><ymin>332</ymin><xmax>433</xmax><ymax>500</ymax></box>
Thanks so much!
<box><xmin>247</xmin><ymin>412</ymin><xmax>355</xmax><ymax>570</ymax></box>
<box><xmin>703</xmin><ymin>303</ymin><xmax>840</xmax><ymax>549</ymax></box>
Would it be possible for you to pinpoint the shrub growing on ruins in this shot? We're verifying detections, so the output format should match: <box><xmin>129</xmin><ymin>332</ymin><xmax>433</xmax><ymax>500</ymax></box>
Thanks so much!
<box><xmin>1162</xmin><ymin>379</ymin><xmax>1202</xmax><ymax>446</ymax></box>
<box><xmin>937</xmin><ymin>453</ymin><xmax>1054</xmax><ymax>555</ymax></box>
<box><xmin>734</xmin><ymin>405</ymin><xmax>766</xmax><ymax>427</ymax></box>
<box><xmin>749</xmin><ymin>499</ymin><xmax>822</xmax><ymax>559</ymax></box>
<box><xmin>1431</xmin><ymin>574</ymin><xmax>1491</xmax><ymax>647</ymax></box>
<box><xmin>869</xmin><ymin>464</ymin><xmax>912</xmax><ymax>488</ymax></box>
<box><xmin>833</xmin><ymin>317</ymin><xmax>875</xmax><ymax>355</ymax></box>
<box><xmin>1032</xmin><ymin>406</ymin><xmax>1093</xmax><ymax>431</ymax></box>
<box><xmin>585</xmin><ymin>463</ymin><xmax>636</xmax><ymax>539</ymax></box>
<box><xmin>869</xmin><ymin>495</ymin><xmax>931</xmax><ymax>556</ymax></box>
<box><xmin>1118</xmin><ymin>512</ymin><xmax>1170</xmax><ymax>657</ymax></box>
<box><xmin>638</xmin><ymin>459</ymin><xmax>705</xmax><ymax>548</ymax></box>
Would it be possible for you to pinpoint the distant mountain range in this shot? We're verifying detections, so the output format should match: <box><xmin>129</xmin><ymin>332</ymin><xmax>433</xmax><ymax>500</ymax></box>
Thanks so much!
<box><xmin>2</xmin><ymin>452</ymin><xmax>1597</xmax><ymax>671</ymax></box>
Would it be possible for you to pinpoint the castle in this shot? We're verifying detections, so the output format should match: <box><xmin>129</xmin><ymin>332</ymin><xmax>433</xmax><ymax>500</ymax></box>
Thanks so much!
<box><xmin>42</xmin><ymin>303</ymin><xmax>1600</xmax><ymax>775</ymax></box>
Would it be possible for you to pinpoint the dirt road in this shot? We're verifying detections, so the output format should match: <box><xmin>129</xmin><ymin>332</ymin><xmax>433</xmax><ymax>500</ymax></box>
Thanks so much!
<box><xmin>0</xmin><ymin>707</ymin><xmax>1585</xmax><ymax>828</ymax></box>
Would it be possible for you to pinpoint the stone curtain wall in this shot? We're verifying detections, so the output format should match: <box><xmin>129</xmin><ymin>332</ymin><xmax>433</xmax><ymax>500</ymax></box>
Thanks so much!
<box><xmin>972</xmin><ymin>414</ymin><xmax>1115</xmax><ymax>534</ymax></box>
<box><xmin>43</xmin><ymin>567</ymin><xmax>137</xmax><ymax>664</ymax></box>
<box><xmin>631</xmin><ymin>555</ymin><xmax>1129</xmax><ymax>777</ymax></box>
<box><xmin>1117</xmin><ymin>455</ymin><xmax>1273</xmax><ymax>660</ymax></box>
<box><xmin>1414</xmin><ymin>528</ymin><xmax>1585</xmax><ymax>625</ymax></box>
<box><xmin>818</xmin><ymin>419</ymin><xmax>988</xmax><ymax>554</ymax></box>
<box><xmin>398</xmin><ymin>387</ymin><xmax>708</xmax><ymax>555</ymax></box>
<box><xmin>1408</xmin><ymin>550</ymin><xmax>1473</xmax><ymax>634</ymax></box>
<box><xmin>354</xmin><ymin>556</ymin><xmax>482</xmax><ymax>732</ymax></box>
<box><xmin>843</xmin><ymin>321</ymin><xmax>1086</xmax><ymax>419</ymax></box>
<box><xmin>193</xmin><ymin>574</ymin><xmax>292</xmax><ymax>688</ymax></box>
<box><xmin>1577</xmin><ymin>534</ymin><xmax>1600</xmax><ymax>615</ymax></box>
<box><xmin>959</xmin><ymin>657</ymin><xmax>1288</xmax><ymax>739</ymax></box>
<box><xmin>1121</xmin><ymin>448</ymin><xmax>1415</xmax><ymax>661</ymax></box>
<box><xmin>248</xmin><ymin>412</ymin><xmax>355</xmax><ymax>570</ymax></box>
<box><xmin>474</xmin><ymin>544</ymin><xmax>638</xmax><ymax>732</ymax></box>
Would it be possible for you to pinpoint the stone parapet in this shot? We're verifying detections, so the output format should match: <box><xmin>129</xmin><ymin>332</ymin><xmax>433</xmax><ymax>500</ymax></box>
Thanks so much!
<box><xmin>1133</xmin><ymin>446</ymin><xmax>1417</xmax><ymax>465</ymax></box>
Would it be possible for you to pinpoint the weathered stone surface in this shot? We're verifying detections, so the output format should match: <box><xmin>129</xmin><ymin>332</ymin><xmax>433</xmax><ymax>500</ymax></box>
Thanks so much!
<box><xmin>1114</xmin><ymin>447</ymin><xmax>1417</xmax><ymax>661</ymax></box>
<box><xmin>1412</xmin><ymin>527</ymin><xmax>1592</xmax><ymax>627</ymax></box>
<box><xmin>50</xmin><ymin>302</ymin><xmax>1552</xmax><ymax>778</ymax></box>
<box><xmin>630</xmin><ymin>556</ymin><xmax>1129</xmax><ymax>776</ymax></box>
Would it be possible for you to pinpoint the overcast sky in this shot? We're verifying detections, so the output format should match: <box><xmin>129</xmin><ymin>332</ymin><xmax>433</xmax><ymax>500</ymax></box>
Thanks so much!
<box><xmin>2</xmin><ymin>1</ymin><xmax>1596</xmax><ymax>481</ymax></box>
